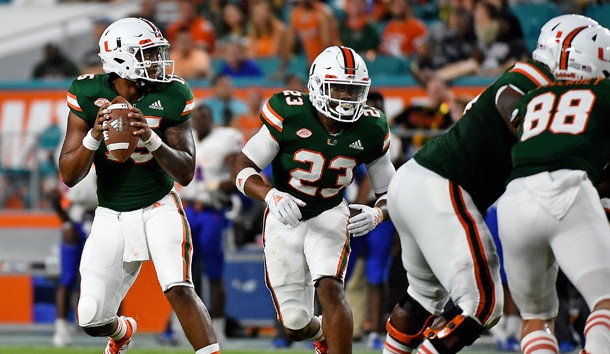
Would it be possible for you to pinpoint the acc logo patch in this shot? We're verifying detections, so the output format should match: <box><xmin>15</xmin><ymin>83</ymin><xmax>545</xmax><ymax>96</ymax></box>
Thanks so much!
<box><xmin>296</xmin><ymin>128</ymin><xmax>312</xmax><ymax>138</ymax></box>
<box><xmin>94</xmin><ymin>98</ymin><xmax>110</xmax><ymax>107</ymax></box>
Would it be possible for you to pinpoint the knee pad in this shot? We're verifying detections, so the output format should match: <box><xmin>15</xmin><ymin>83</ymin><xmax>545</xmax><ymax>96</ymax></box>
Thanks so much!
<box><xmin>423</xmin><ymin>313</ymin><xmax>485</xmax><ymax>354</ymax></box>
<box><xmin>281</xmin><ymin>306</ymin><xmax>311</xmax><ymax>330</ymax></box>
<box><xmin>77</xmin><ymin>295</ymin><xmax>99</xmax><ymax>327</ymax></box>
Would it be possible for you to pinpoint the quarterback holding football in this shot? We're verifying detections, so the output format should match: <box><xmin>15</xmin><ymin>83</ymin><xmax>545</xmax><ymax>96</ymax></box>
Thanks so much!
<box><xmin>58</xmin><ymin>17</ymin><xmax>220</xmax><ymax>354</ymax></box>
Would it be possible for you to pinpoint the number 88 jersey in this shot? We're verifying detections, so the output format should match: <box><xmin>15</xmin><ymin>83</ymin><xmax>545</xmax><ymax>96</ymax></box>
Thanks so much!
<box><xmin>510</xmin><ymin>78</ymin><xmax>610</xmax><ymax>184</ymax></box>
<box><xmin>261</xmin><ymin>90</ymin><xmax>391</xmax><ymax>220</ymax></box>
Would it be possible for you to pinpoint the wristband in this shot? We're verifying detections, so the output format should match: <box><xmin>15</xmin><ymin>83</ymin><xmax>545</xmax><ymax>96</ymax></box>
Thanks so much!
<box><xmin>143</xmin><ymin>131</ymin><xmax>162</xmax><ymax>152</ymax></box>
<box><xmin>235</xmin><ymin>167</ymin><xmax>259</xmax><ymax>195</ymax></box>
<box><xmin>82</xmin><ymin>129</ymin><xmax>101</xmax><ymax>151</ymax></box>
<box><xmin>374</xmin><ymin>207</ymin><xmax>384</xmax><ymax>223</ymax></box>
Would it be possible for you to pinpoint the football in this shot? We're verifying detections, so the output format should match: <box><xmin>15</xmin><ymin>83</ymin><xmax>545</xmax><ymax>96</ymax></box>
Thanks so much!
<box><xmin>104</xmin><ymin>96</ymin><xmax>138</xmax><ymax>163</ymax></box>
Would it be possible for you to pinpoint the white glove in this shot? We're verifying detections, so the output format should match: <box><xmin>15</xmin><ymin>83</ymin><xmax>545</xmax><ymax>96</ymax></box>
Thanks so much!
<box><xmin>347</xmin><ymin>204</ymin><xmax>383</xmax><ymax>237</ymax></box>
<box><xmin>264</xmin><ymin>188</ymin><xmax>306</xmax><ymax>227</ymax></box>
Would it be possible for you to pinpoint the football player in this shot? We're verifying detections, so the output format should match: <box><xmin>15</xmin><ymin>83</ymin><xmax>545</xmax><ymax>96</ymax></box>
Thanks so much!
<box><xmin>383</xmin><ymin>14</ymin><xmax>600</xmax><ymax>354</ymax></box>
<box><xmin>497</xmin><ymin>26</ymin><xmax>610</xmax><ymax>354</ymax></box>
<box><xmin>58</xmin><ymin>18</ymin><xmax>220</xmax><ymax>354</ymax></box>
<box><xmin>179</xmin><ymin>103</ymin><xmax>244</xmax><ymax>343</ymax></box>
<box><xmin>49</xmin><ymin>169</ymin><xmax>97</xmax><ymax>348</ymax></box>
<box><xmin>231</xmin><ymin>45</ymin><xmax>396</xmax><ymax>354</ymax></box>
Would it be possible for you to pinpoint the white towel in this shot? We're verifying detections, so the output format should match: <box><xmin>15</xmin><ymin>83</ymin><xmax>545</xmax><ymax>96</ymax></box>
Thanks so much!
<box><xmin>521</xmin><ymin>170</ymin><xmax>587</xmax><ymax>220</ymax></box>
<box><xmin>120</xmin><ymin>209</ymin><xmax>149</xmax><ymax>262</ymax></box>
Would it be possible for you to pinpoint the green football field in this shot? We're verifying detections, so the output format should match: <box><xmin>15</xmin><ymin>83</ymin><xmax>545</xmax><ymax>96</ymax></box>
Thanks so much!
<box><xmin>0</xmin><ymin>350</ymin><xmax>382</xmax><ymax>354</ymax></box>
<box><xmin>0</xmin><ymin>350</ymin><xmax>499</xmax><ymax>354</ymax></box>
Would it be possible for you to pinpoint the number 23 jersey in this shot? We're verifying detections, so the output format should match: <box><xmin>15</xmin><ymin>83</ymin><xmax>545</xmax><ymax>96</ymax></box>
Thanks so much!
<box><xmin>66</xmin><ymin>73</ymin><xmax>195</xmax><ymax>212</ymax></box>
<box><xmin>510</xmin><ymin>78</ymin><xmax>610</xmax><ymax>184</ymax></box>
<box><xmin>260</xmin><ymin>91</ymin><xmax>391</xmax><ymax>220</ymax></box>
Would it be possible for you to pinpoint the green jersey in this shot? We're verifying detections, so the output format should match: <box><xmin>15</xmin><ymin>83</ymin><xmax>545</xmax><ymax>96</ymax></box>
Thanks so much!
<box><xmin>414</xmin><ymin>60</ymin><xmax>554</xmax><ymax>212</ymax></box>
<box><xmin>510</xmin><ymin>78</ymin><xmax>610</xmax><ymax>184</ymax></box>
<box><xmin>260</xmin><ymin>90</ymin><xmax>391</xmax><ymax>220</ymax></box>
<box><xmin>67</xmin><ymin>73</ymin><xmax>195</xmax><ymax>211</ymax></box>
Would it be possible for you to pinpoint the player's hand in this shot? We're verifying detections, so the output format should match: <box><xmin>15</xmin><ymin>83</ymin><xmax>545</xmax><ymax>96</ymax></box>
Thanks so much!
<box><xmin>264</xmin><ymin>188</ymin><xmax>306</xmax><ymax>227</ymax></box>
<box><xmin>347</xmin><ymin>204</ymin><xmax>383</xmax><ymax>237</ymax></box>
<box><xmin>127</xmin><ymin>107</ymin><xmax>151</xmax><ymax>140</ymax></box>
<box><xmin>93</xmin><ymin>102</ymin><xmax>111</xmax><ymax>140</ymax></box>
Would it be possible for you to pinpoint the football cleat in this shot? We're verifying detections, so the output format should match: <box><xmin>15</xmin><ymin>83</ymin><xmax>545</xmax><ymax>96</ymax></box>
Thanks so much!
<box><xmin>104</xmin><ymin>316</ymin><xmax>137</xmax><ymax>354</ymax></box>
<box><xmin>313</xmin><ymin>339</ymin><xmax>328</xmax><ymax>354</ymax></box>
<box><xmin>52</xmin><ymin>318</ymin><xmax>73</xmax><ymax>347</ymax></box>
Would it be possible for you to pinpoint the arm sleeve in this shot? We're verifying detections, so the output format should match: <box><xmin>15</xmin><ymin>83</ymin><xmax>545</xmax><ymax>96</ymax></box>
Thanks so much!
<box><xmin>364</xmin><ymin>151</ymin><xmax>395</xmax><ymax>195</ymax></box>
<box><xmin>242</xmin><ymin>125</ymin><xmax>280</xmax><ymax>170</ymax></box>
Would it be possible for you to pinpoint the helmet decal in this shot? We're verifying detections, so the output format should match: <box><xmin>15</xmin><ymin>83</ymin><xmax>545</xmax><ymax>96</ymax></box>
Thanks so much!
<box><xmin>339</xmin><ymin>46</ymin><xmax>356</xmax><ymax>75</ymax></box>
<box><xmin>559</xmin><ymin>26</ymin><xmax>587</xmax><ymax>70</ymax></box>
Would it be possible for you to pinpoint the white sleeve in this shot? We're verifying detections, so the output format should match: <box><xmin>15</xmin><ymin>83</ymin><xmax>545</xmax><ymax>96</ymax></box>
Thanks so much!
<box><xmin>242</xmin><ymin>125</ymin><xmax>280</xmax><ymax>170</ymax></box>
<box><xmin>365</xmin><ymin>151</ymin><xmax>395</xmax><ymax>195</ymax></box>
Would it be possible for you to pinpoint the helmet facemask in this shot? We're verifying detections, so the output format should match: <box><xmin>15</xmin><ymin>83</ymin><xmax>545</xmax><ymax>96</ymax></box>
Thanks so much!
<box><xmin>129</xmin><ymin>44</ymin><xmax>174</xmax><ymax>82</ymax></box>
<box><xmin>313</xmin><ymin>79</ymin><xmax>370</xmax><ymax>122</ymax></box>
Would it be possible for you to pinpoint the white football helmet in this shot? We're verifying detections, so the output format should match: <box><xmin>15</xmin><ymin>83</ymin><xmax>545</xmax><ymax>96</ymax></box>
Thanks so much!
<box><xmin>532</xmin><ymin>14</ymin><xmax>598</xmax><ymax>75</ymax></box>
<box><xmin>553</xmin><ymin>26</ymin><xmax>610</xmax><ymax>80</ymax></box>
<box><xmin>98</xmin><ymin>17</ymin><xmax>174</xmax><ymax>83</ymax></box>
<box><xmin>308</xmin><ymin>46</ymin><xmax>371</xmax><ymax>123</ymax></box>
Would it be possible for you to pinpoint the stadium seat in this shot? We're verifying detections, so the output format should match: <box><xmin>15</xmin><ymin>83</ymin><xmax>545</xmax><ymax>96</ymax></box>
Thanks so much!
<box><xmin>365</xmin><ymin>55</ymin><xmax>410</xmax><ymax>77</ymax></box>
<box><xmin>511</xmin><ymin>3</ymin><xmax>561</xmax><ymax>52</ymax></box>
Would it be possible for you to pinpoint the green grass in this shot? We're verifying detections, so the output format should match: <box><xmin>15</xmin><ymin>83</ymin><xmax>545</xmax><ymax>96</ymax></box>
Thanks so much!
<box><xmin>0</xmin><ymin>350</ymin><xmax>381</xmax><ymax>354</ymax></box>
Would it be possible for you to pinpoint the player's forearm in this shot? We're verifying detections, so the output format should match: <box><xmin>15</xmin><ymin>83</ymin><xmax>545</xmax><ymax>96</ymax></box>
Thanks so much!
<box><xmin>152</xmin><ymin>146</ymin><xmax>194</xmax><ymax>186</ymax></box>
<box><xmin>373</xmin><ymin>194</ymin><xmax>390</xmax><ymax>223</ymax></box>
<box><xmin>59</xmin><ymin>149</ymin><xmax>95</xmax><ymax>187</ymax></box>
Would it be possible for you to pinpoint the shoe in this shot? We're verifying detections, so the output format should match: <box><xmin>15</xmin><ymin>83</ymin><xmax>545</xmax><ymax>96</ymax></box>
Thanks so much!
<box><xmin>104</xmin><ymin>316</ymin><xmax>137</xmax><ymax>354</ymax></box>
<box><xmin>367</xmin><ymin>332</ymin><xmax>384</xmax><ymax>350</ymax></box>
<box><xmin>506</xmin><ymin>336</ymin><xmax>520</xmax><ymax>352</ymax></box>
<box><xmin>558</xmin><ymin>341</ymin><xmax>577</xmax><ymax>353</ymax></box>
<box><xmin>272</xmin><ymin>337</ymin><xmax>293</xmax><ymax>348</ymax></box>
<box><xmin>52</xmin><ymin>319</ymin><xmax>73</xmax><ymax>347</ymax></box>
<box><xmin>313</xmin><ymin>339</ymin><xmax>328</xmax><ymax>354</ymax></box>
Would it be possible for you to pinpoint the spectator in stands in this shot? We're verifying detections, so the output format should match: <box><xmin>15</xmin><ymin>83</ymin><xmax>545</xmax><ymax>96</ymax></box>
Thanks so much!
<box><xmin>217</xmin><ymin>2</ymin><xmax>247</xmax><ymax>42</ymax></box>
<box><xmin>472</xmin><ymin>0</ymin><xmax>528</xmax><ymax>76</ymax></box>
<box><xmin>32</xmin><ymin>43</ymin><xmax>79</xmax><ymax>80</ymax></box>
<box><xmin>166</xmin><ymin>0</ymin><xmax>216</xmax><ymax>52</ymax></box>
<box><xmin>276</xmin><ymin>0</ymin><xmax>338</xmax><ymax>77</ymax></box>
<box><xmin>416</xmin><ymin>0</ymin><xmax>528</xmax><ymax>82</ymax></box>
<box><xmin>410</xmin><ymin>6</ymin><xmax>476</xmax><ymax>83</ymax></box>
<box><xmin>339</xmin><ymin>0</ymin><xmax>381</xmax><ymax>59</ymax></box>
<box><xmin>230</xmin><ymin>87</ymin><xmax>264</xmax><ymax>140</ymax></box>
<box><xmin>247</xmin><ymin>0</ymin><xmax>286</xmax><ymax>58</ymax></box>
<box><xmin>128</xmin><ymin>0</ymin><xmax>165</xmax><ymax>34</ymax></box>
<box><xmin>378</xmin><ymin>0</ymin><xmax>427</xmax><ymax>58</ymax></box>
<box><xmin>284</xmin><ymin>73</ymin><xmax>307</xmax><ymax>92</ymax></box>
<box><xmin>217</xmin><ymin>36</ymin><xmax>264</xmax><ymax>78</ymax></box>
<box><xmin>169</xmin><ymin>26</ymin><xmax>211</xmax><ymax>80</ymax></box>
<box><xmin>81</xmin><ymin>17</ymin><xmax>112</xmax><ymax>74</ymax></box>
<box><xmin>392</xmin><ymin>77</ymin><xmax>460</xmax><ymax>158</ymax></box>
<box><xmin>203</xmin><ymin>74</ymin><xmax>248</xmax><ymax>126</ymax></box>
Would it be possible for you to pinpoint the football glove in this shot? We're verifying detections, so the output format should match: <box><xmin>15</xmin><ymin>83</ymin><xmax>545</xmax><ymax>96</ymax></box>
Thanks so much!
<box><xmin>347</xmin><ymin>204</ymin><xmax>383</xmax><ymax>237</ymax></box>
<box><xmin>264</xmin><ymin>188</ymin><xmax>306</xmax><ymax>227</ymax></box>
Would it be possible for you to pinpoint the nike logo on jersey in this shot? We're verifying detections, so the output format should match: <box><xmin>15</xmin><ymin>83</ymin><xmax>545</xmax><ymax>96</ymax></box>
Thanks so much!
<box><xmin>349</xmin><ymin>140</ymin><xmax>364</xmax><ymax>150</ymax></box>
<box><xmin>148</xmin><ymin>100</ymin><xmax>164</xmax><ymax>110</ymax></box>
